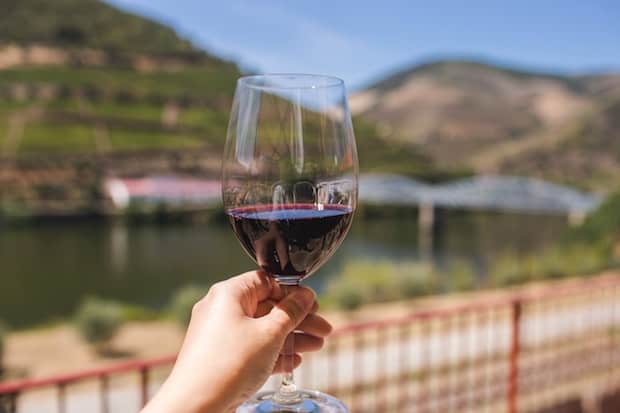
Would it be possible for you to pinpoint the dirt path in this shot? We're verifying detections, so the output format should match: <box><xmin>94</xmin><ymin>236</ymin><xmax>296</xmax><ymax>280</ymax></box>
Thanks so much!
<box><xmin>4</xmin><ymin>321</ymin><xmax>182</xmax><ymax>380</ymax></box>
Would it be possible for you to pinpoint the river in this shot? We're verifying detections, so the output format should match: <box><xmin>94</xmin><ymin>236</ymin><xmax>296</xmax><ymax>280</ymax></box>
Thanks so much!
<box><xmin>0</xmin><ymin>210</ymin><xmax>567</xmax><ymax>327</ymax></box>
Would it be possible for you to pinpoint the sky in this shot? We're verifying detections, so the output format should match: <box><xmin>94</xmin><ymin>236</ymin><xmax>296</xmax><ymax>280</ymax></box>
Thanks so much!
<box><xmin>106</xmin><ymin>0</ymin><xmax>620</xmax><ymax>89</ymax></box>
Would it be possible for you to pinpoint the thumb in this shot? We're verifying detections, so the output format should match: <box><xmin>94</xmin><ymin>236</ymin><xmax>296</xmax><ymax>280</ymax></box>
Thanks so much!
<box><xmin>264</xmin><ymin>287</ymin><xmax>315</xmax><ymax>336</ymax></box>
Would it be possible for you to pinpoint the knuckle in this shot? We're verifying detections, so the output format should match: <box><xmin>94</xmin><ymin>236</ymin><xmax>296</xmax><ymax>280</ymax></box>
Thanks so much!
<box><xmin>299</xmin><ymin>286</ymin><xmax>314</xmax><ymax>301</ymax></box>
<box><xmin>285</xmin><ymin>299</ymin><xmax>305</xmax><ymax>325</ymax></box>
<box><xmin>208</xmin><ymin>281</ymin><xmax>227</xmax><ymax>297</ymax></box>
<box><xmin>209</xmin><ymin>281</ymin><xmax>224</xmax><ymax>292</ymax></box>
<box><xmin>191</xmin><ymin>300</ymin><xmax>203</xmax><ymax>316</ymax></box>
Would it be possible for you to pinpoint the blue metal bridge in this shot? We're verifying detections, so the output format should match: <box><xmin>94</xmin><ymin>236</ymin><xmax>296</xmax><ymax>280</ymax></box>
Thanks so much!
<box><xmin>359</xmin><ymin>174</ymin><xmax>601</xmax><ymax>215</ymax></box>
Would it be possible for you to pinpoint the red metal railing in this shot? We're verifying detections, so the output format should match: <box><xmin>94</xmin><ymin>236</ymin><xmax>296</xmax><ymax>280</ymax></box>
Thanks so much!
<box><xmin>1</xmin><ymin>273</ymin><xmax>620</xmax><ymax>413</ymax></box>
<box><xmin>0</xmin><ymin>356</ymin><xmax>175</xmax><ymax>413</ymax></box>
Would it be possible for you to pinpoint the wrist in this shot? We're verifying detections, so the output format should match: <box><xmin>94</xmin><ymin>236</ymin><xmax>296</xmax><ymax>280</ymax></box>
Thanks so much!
<box><xmin>143</xmin><ymin>374</ymin><xmax>230</xmax><ymax>413</ymax></box>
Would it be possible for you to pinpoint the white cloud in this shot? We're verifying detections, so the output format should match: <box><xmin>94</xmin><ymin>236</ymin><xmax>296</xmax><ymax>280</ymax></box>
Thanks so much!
<box><xmin>230</xmin><ymin>1</ymin><xmax>353</xmax><ymax>47</ymax></box>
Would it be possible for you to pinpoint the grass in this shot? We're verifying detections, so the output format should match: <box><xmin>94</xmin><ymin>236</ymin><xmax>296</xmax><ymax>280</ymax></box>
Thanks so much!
<box><xmin>0</xmin><ymin>100</ymin><xmax>219</xmax><ymax>153</ymax></box>
<box><xmin>0</xmin><ymin>66</ymin><xmax>238</xmax><ymax>100</ymax></box>
<box><xmin>16</xmin><ymin>115</ymin><xmax>210</xmax><ymax>155</ymax></box>
<box><xmin>107</xmin><ymin>129</ymin><xmax>206</xmax><ymax>151</ymax></box>
<box><xmin>0</xmin><ymin>101</ymin><xmax>35</xmax><ymax>112</ymax></box>
<box><xmin>19</xmin><ymin>122</ymin><xmax>96</xmax><ymax>154</ymax></box>
<box><xmin>95</xmin><ymin>104</ymin><xmax>161</xmax><ymax>122</ymax></box>
<box><xmin>50</xmin><ymin>101</ymin><xmax>164</xmax><ymax>122</ymax></box>
<box><xmin>179</xmin><ymin>107</ymin><xmax>229</xmax><ymax>132</ymax></box>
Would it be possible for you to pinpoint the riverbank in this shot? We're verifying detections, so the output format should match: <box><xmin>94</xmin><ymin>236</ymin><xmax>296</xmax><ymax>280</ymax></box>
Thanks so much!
<box><xmin>3</xmin><ymin>271</ymin><xmax>618</xmax><ymax>382</ymax></box>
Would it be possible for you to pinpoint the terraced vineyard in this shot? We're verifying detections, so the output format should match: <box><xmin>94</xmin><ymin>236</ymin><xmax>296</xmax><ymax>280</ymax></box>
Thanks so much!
<box><xmin>0</xmin><ymin>64</ymin><xmax>238</xmax><ymax>155</ymax></box>
<box><xmin>0</xmin><ymin>63</ymin><xmax>449</xmax><ymax>217</ymax></box>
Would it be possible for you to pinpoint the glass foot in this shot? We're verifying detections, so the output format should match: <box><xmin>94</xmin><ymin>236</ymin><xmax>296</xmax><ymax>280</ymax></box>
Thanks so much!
<box><xmin>237</xmin><ymin>390</ymin><xmax>348</xmax><ymax>413</ymax></box>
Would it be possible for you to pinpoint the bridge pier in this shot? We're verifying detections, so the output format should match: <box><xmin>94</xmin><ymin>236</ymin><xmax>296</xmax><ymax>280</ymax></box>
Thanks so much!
<box><xmin>418</xmin><ymin>203</ymin><xmax>443</xmax><ymax>258</ymax></box>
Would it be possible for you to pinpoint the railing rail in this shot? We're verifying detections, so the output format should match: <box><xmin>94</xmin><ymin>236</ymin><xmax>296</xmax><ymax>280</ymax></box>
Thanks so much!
<box><xmin>1</xmin><ymin>273</ymin><xmax>619</xmax><ymax>413</ymax></box>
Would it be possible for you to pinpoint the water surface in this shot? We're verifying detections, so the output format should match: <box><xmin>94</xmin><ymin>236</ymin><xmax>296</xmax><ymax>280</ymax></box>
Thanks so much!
<box><xmin>0</xmin><ymin>210</ymin><xmax>567</xmax><ymax>327</ymax></box>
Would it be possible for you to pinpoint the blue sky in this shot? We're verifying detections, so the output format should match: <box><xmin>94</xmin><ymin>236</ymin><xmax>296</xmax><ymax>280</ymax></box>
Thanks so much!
<box><xmin>106</xmin><ymin>0</ymin><xmax>620</xmax><ymax>89</ymax></box>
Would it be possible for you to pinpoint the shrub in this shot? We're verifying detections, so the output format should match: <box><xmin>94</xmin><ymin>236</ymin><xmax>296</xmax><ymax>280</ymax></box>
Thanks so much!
<box><xmin>74</xmin><ymin>297</ymin><xmax>123</xmax><ymax>350</ymax></box>
<box><xmin>488</xmin><ymin>240</ymin><xmax>612</xmax><ymax>288</ymax></box>
<box><xmin>169</xmin><ymin>285</ymin><xmax>206</xmax><ymax>326</ymax></box>
<box><xmin>325</xmin><ymin>260</ymin><xmax>441</xmax><ymax>310</ymax></box>
<box><xmin>489</xmin><ymin>254</ymin><xmax>527</xmax><ymax>287</ymax></box>
<box><xmin>444</xmin><ymin>260</ymin><xmax>477</xmax><ymax>292</ymax></box>
<box><xmin>325</xmin><ymin>261</ymin><xmax>396</xmax><ymax>310</ymax></box>
<box><xmin>562</xmin><ymin>243</ymin><xmax>610</xmax><ymax>276</ymax></box>
<box><xmin>537</xmin><ymin>248</ymin><xmax>567</xmax><ymax>279</ymax></box>
<box><xmin>521</xmin><ymin>255</ymin><xmax>547</xmax><ymax>282</ymax></box>
<box><xmin>396</xmin><ymin>262</ymin><xmax>439</xmax><ymax>298</ymax></box>
<box><xmin>119</xmin><ymin>304</ymin><xmax>159</xmax><ymax>322</ymax></box>
<box><xmin>564</xmin><ymin>192</ymin><xmax>620</xmax><ymax>245</ymax></box>
<box><xmin>330</xmin><ymin>283</ymin><xmax>364</xmax><ymax>311</ymax></box>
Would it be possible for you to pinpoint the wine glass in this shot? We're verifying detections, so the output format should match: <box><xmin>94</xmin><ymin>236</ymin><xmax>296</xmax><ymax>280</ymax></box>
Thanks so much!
<box><xmin>222</xmin><ymin>74</ymin><xmax>358</xmax><ymax>412</ymax></box>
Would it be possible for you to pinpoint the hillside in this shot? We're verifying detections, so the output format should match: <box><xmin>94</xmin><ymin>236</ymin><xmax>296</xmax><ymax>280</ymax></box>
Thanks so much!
<box><xmin>351</xmin><ymin>60</ymin><xmax>620</xmax><ymax>191</ymax></box>
<box><xmin>498</xmin><ymin>96</ymin><xmax>620</xmax><ymax>190</ymax></box>
<box><xmin>0</xmin><ymin>0</ymin><xmax>450</xmax><ymax>216</ymax></box>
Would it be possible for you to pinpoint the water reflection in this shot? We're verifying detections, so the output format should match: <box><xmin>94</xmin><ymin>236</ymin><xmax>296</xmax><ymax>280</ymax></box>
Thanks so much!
<box><xmin>109</xmin><ymin>223</ymin><xmax>128</xmax><ymax>274</ymax></box>
<box><xmin>0</xmin><ymin>210</ymin><xmax>567</xmax><ymax>327</ymax></box>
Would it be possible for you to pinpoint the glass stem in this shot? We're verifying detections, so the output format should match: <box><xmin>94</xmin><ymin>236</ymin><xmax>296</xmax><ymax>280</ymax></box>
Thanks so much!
<box><xmin>273</xmin><ymin>283</ymin><xmax>302</xmax><ymax>405</ymax></box>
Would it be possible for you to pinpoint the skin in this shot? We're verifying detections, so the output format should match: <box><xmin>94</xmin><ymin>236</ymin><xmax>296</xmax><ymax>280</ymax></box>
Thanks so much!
<box><xmin>141</xmin><ymin>270</ymin><xmax>332</xmax><ymax>413</ymax></box>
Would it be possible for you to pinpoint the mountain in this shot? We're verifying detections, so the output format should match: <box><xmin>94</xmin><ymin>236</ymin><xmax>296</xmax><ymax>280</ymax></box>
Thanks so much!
<box><xmin>351</xmin><ymin>60</ymin><xmax>620</xmax><ymax>191</ymax></box>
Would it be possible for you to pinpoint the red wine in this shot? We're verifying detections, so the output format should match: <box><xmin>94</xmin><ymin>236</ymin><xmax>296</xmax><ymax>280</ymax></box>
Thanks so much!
<box><xmin>227</xmin><ymin>204</ymin><xmax>353</xmax><ymax>283</ymax></box>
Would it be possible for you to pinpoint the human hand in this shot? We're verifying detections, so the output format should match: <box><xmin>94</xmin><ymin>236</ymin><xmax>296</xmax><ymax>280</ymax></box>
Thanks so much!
<box><xmin>142</xmin><ymin>270</ymin><xmax>332</xmax><ymax>413</ymax></box>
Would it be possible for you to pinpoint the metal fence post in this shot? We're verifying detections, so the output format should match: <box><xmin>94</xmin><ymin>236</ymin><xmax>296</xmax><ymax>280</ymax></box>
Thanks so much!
<box><xmin>9</xmin><ymin>393</ymin><xmax>17</xmax><ymax>413</ymax></box>
<box><xmin>508</xmin><ymin>300</ymin><xmax>522</xmax><ymax>413</ymax></box>
<box><xmin>0</xmin><ymin>393</ymin><xmax>18</xmax><ymax>413</ymax></box>
<box><xmin>100</xmin><ymin>375</ymin><xmax>109</xmax><ymax>413</ymax></box>
<box><xmin>140</xmin><ymin>367</ymin><xmax>149</xmax><ymax>408</ymax></box>
<box><xmin>57</xmin><ymin>383</ymin><xmax>66</xmax><ymax>413</ymax></box>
